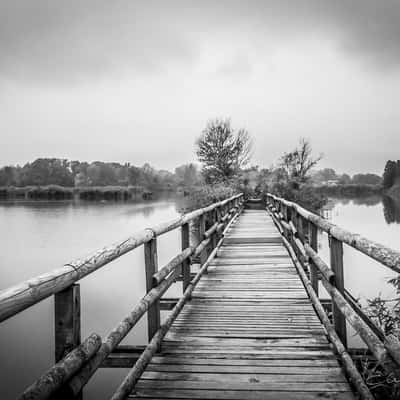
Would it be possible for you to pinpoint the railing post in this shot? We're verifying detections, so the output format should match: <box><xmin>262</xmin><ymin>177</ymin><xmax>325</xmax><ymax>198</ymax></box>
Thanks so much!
<box><xmin>216</xmin><ymin>205</ymin><xmax>222</xmax><ymax>241</ymax></box>
<box><xmin>144</xmin><ymin>237</ymin><xmax>160</xmax><ymax>341</ymax></box>
<box><xmin>181</xmin><ymin>223</ymin><xmax>191</xmax><ymax>292</ymax></box>
<box><xmin>330</xmin><ymin>236</ymin><xmax>347</xmax><ymax>347</ymax></box>
<box><xmin>55</xmin><ymin>284</ymin><xmax>81</xmax><ymax>362</ymax></box>
<box><xmin>198</xmin><ymin>213</ymin><xmax>206</xmax><ymax>265</ymax></box>
<box><xmin>54</xmin><ymin>284</ymin><xmax>83</xmax><ymax>399</ymax></box>
<box><xmin>308</xmin><ymin>222</ymin><xmax>319</xmax><ymax>296</ymax></box>
<box><xmin>210</xmin><ymin>209</ymin><xmax>217</xmax><ymax>250</ymax></box>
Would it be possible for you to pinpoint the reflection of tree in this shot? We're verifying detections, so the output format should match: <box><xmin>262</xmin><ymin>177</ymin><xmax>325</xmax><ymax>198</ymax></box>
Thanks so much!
<box><xmin>352</xmin><ymin>195</ymin><xmax>382</xmax><ymax>207</ymax></box>
<box><xmin>382</xmin><ymin>196</ymin><xmax>400</xmax><ymax>224</ymax></box>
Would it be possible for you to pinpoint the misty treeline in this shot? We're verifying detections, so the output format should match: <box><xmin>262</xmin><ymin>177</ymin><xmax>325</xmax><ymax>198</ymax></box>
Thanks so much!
<box><xmin>0</xmin><ymin>158</ymin><xmax>202</xmax><ymax>190</ymax></box>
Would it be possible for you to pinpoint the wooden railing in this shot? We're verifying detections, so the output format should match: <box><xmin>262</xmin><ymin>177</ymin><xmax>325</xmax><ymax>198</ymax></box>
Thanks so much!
<box><xmin>266</xmin><ymin>193</ymin><xmax>400</xmax><ymax>399</ymax></box>
<box><xmin>0</xmin><ymin>193</ymin><xmax>244</xmax><ymax>399</ymax></box>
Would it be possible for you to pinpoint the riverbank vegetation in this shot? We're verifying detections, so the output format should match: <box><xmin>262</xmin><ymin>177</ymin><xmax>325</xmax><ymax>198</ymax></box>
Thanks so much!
<box><xmin>0</xmin><ymin>119</ymin><xmax>390</xmax><ymax>212</ymax></box>
<box><xmin>0</xmin><ymin>158</ymin><xmax>204</xmax><ymax>200</ymax></box>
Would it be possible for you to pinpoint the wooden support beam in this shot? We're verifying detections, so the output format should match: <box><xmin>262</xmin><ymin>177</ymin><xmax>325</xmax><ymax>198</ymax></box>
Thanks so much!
<box><xmin>19</xmin><ymin>333</ymin><xmax>101</xmax><ymax>400</ymax></box>
<box><xmin>181</xmin><ymin>223</ymin><xmax>191</xmax><ymax>292</ymax></box>
<box><xmin>159</xmin><ymin>298</ymin><xmax>178</xmax><ymax>310</ymax></box>
<box><xmin>198</xmin><ymin>214</ymin><xmax>206</xmax><ymax>265</ymax></box>
<box><xmin>309</xmin><ymin>222</ymin><xmax>319</xmax><ymax>296</ymax></box>
<box><xmin>54</xmin><ymin>284</ymin><xmax>82</xmax><ymax>400</ymax></box>
<box><xmin>330</xmin><ymin>236</ymin><xmax>347</xmax><ymax>347</ymax></box>
<box><xmin>210</xmin><ymin>209</ymin><xmax>217</xmax><ymax>250</ymax></box>
<box><xmin>55</xmin><ymin>284</ymin><xmax>81</xmax><ymax>363</ymax></box>
<box><xmin>144</xmin><ymin>238</ymin><xmax>160</xmax><ymax>341</ymax></box>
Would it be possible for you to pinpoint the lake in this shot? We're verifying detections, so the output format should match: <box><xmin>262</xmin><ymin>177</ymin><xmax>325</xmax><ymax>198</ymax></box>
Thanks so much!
<box><xmin>1</xmin><ymin>195</ymin><xmax>400</xmax><ymax>399</ymax></box>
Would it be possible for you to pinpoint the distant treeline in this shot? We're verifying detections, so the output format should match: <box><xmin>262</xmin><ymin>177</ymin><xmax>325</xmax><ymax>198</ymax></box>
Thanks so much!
<box><xmin>0</xmin><ymin>185</ymin><xmax>157</xmax><ymax>201</ymax></box>
<box><xmin>310</xmin><ymin>168</ymin><xmax>382</xmax><ymax>185</ymax></box>
<box><xmin>0</xmin><ymin>158</ymin><xmax>202</xmax><ymax>190</ymax></box>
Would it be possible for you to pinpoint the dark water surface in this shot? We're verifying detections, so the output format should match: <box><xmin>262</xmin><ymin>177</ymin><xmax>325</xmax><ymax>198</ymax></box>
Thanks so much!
<box><xmin>1</xmin><ymin>195</ymin><xmax>400</xmax><ymax>398</ymax></box>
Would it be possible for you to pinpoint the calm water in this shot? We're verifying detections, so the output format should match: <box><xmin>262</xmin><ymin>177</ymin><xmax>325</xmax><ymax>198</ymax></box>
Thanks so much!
<box><xmin>0</xmin><ymin>195</ymin><xmax>400</xmax><ymax>398</ymax></box>
<box><xmin>0</xmin><ymin>197</ymin><xmax>183</xmax><ymax>400</ymax></box>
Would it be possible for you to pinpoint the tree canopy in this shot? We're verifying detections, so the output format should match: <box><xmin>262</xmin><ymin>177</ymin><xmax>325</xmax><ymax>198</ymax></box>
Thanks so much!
<box><xmin>279</xmin><ymin>138</ymin><xmax>322</xmax><ymax>184</ymax></box>
<box><xmin>196</xmin><ymin>118</ymin><xmax>252</xmax><ymax>184</ymax></box>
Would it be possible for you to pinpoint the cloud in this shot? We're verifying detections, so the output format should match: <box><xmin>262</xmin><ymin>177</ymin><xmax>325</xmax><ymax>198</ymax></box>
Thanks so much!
<box><xmin>0</xmin><ymin>0</ymin><xmax>400</xmax><ymax>85</ymax></box>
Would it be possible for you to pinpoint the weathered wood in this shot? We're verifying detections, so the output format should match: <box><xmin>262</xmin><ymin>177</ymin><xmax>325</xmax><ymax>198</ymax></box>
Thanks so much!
<box><xmin>0</xmin><ymin>194</ymin><xmax>243</xmax><ymax>323</ymax></box>
<box><xmin>267</xmin><ymin>193</ymin><xmax>400</xmax><ymax>273</ymax></box>
<box><xmin>281</xmin><ymin>235</ymin><xmax>373</xmax><ymax>400</ymax></box>
<box><xmin>308</xmin><ymin>222</ymin><xmax>319</xmax><ymax>295</ymax></box>
<box><xmin>330</xmin><ymin>237</ymin><xmax>347</xmax><ymax>347</ymax></box>
<box><xmin>322</xmin><ymin>278</ymin><xmax>398</xmax><ymax>374</ymax></box>
<box><xmin>304</xmin><ymin>243</ymin><xmax>335</xmax><ymax>284</ymax></box>
<box><xmin>18</xmin><ymin>333</ymin><xmax>101</xmax><ymax>400</ymax></box>
<box><xmin>144</xmin><ymin>238</ymin><xmax>160</xmax><ymax>341</ymax></box>
<box><xmin>152</xmin><ymin>247</ymin><xmax>192</xmax><ymax>287</ymax></box>
<box><xmin>117</xmin><ymin>209</ymin><xmax>357</xmax><ymax>400</ymax></box>
<box><xmin>55</xmin><ymin>284</ymin><xmax>81</xmax><ymax>363</ymax></box>
<box><xmin>111</xmin><ymin>238</ymin><xmax>226</xmax><ymax>400</ymax></box>
<box><xmin>64</xmin><ymin>269</ymin><xmax>178</xmax><ymax>396</ymax></box>
<box><xmin>181</xmin><ymin>224</ymin><xmax>191</xmax><ymax>292</ymax></box>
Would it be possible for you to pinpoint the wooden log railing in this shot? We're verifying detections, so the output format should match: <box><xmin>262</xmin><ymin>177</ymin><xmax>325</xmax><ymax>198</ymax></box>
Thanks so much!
<box><xmin>266</xmin><ymin>193</ymin><xmax>400</xmax><ymax>399</ymax></box>
<box><xmin>0</xmin><ymin>193</ymin><xmax>244</xmax><ymax>399</ymax></box>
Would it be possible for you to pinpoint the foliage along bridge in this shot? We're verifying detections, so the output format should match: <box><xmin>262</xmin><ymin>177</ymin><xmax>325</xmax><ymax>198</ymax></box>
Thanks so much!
<box><xmin>1</xmin><ymin>193</ymin><xmax>400</xmax><ymax>399</ymax></box>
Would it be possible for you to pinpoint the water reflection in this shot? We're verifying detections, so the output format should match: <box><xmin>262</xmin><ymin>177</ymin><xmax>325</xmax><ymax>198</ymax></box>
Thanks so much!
<box><xmin>0</xmin><ymin>197</ymin><xmax>181</xmax><ymax>400</ymax></box>
<box><xmin>322</xmin><ymin>195</ymin><xmax>400</xmax><ymax>226</ymax></box>
<box><xmin>382</xmin><ymin>196</ymin><xmax>400</xmax><ymax>224</ymax></box>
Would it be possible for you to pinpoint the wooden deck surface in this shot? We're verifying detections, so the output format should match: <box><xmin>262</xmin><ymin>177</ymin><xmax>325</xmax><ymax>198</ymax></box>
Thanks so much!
<box><xmin>130</xmin><ymin>210</ymin><xmax>355</xmax><ymax>399</ymax></box>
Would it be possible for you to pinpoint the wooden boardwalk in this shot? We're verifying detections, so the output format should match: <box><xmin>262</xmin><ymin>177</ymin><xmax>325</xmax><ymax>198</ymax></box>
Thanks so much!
<box><xmin>131</xmin><ymin>209</ymin><xmax>355</xmax><ymax>399</ymax></box>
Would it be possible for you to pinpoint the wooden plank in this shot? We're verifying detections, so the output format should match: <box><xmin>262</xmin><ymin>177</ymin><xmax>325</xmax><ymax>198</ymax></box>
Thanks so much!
<box><xmin>122</xmin><ymin>209</ymin><xmax>355</xmax><ymax>400</ymax></box>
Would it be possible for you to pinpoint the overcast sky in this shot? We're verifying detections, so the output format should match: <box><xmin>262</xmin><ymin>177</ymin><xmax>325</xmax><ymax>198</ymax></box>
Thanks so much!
<box><xmin>1</xmin><ymin>1</ymin><xmax>399</xmax><ymax>174</ymax></box>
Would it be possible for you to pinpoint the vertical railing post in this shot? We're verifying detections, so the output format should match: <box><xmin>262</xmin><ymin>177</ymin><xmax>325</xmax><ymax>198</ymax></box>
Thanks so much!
<box><xmin>55</xmin><ymin>284</ymin><xmax>82</xmax><ymax>399</ymax></box>
<box><xmin>198</xmin><ymin>213</ymin><xmax>206</xmax><ymax>265</ymax></box>
<box><xmin>181</xmin><ymin>223</ymin><xmax>191</xmax><ymax>292</ymax></box>
<box><xmin>308</xmin><ymin>222</ymin><xmax>319</xmax><ymax>296</ymax></box>
<box><xmin>145</xmin><ymin>237</ymin><xmax>160</xmax><ymax>341</ymax></box>
<box><xmin>55</xmin><ymin>284</ymin><xmax>81</xmax><ymax>362</ymax></box>
<box><xmin>330</xmin><ymin>236</ymin><xmax>347</xmax><ymax>347</ymax></box>
<box><xmin>216</xmin><ymin>205</ymin><xmax>222</xmax><ymax>241</ymax></box>
<box><xmin>210</xmin><ymin>209</ymin><xmax>217</xmax><ymax>250</ymax></box>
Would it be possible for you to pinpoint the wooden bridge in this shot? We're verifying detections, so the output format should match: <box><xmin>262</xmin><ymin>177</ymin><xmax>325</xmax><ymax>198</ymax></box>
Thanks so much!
<box><xmin>1</xmin><ymin>194</ymin><xmax>400</xmax><ymax>399</ymax></box>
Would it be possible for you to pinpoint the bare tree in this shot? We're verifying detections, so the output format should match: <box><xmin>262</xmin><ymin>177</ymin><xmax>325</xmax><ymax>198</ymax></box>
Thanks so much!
<box><xmin>280</xmin><ymin>138</ymin><xmax>322</xmax><ymax>183</ymax></box>
<box><xmin>196</xmin><ymin>118</ymin><xmax>252</xmax><ymax>183</ymax></box>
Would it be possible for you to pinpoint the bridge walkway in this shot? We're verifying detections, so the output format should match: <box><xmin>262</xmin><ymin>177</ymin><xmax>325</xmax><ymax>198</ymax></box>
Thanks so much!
<box><xmin>130</xmin><ymin>209</ymin><xmax>355</xmax><ymax>399</ymax></box>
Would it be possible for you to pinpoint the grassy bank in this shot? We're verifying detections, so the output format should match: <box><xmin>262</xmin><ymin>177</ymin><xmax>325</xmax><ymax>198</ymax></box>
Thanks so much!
<box><xmin>0</xmin><ymin>185</ymin><xmax>159</xmax><ymax>201</ymax></box>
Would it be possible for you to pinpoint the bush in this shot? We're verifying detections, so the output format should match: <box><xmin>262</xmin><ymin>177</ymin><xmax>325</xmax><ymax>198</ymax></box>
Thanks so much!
<box><xmin>269</xmin><ymin>183</ymin><xmax>327</xmax><ymax>214</ymax></box>
<box><xmin>179</xmin><ymin>184</ymin><xmax>237</xmax><ymax>212</ymax></box>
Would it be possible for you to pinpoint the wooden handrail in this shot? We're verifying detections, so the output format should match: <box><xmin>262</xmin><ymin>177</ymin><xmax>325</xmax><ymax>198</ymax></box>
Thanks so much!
<box><xmin>279</xmin><ymin>232</ymin><xmax>374</xmax><ymax>400</ymax></box>
<box><xmin>267</xmin><ymin>193</ymin><xmax>400</xmax><ymax>273</ymax></box>
<box><xmin>111</xmin><ymin>236</ymin><xmax>226</xmax><ymax>400</ymax></box>
<box><xmin>0</xmin><ymin>193</ymin><xmax>243</xmax><ymax>323</ymax></box>
<box><xmin>9</xmin><ymin>193</ymin><xmax>243</xmax><ymax>399</ymax></box>
<box><xmin>18</xmin><ymin>333</ymin><xmax>101</xmax><ymax>400</ymax></box>
<box><xmin>266</xmin><ymin>193</ymin><xmax>400</xmax><ymax>382</ymax></box>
